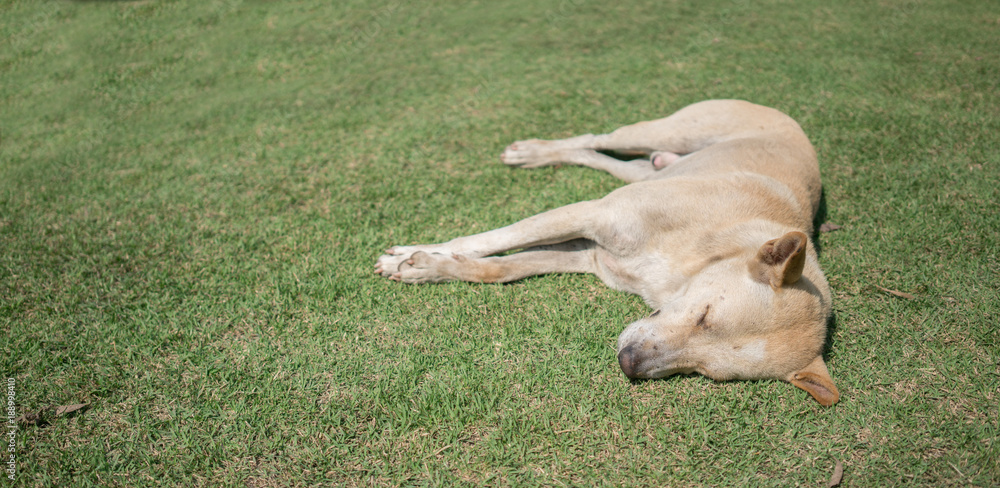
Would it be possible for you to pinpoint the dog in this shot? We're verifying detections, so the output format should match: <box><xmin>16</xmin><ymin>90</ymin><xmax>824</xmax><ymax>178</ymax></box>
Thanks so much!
<box><xmin>375</xmin><ymin>100</ymin><xmax>839</xmax><ymax>406</ymax></box>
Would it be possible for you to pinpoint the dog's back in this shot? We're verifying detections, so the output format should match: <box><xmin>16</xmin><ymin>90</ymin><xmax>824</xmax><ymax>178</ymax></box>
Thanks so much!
<box><xmin>636</xmin><ymin>101</ymin><xmax>822</xmax><ymax>231</ymax></box>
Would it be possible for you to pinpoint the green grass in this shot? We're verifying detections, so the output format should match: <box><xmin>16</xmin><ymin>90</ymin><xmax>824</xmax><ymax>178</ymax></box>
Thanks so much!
<box><xmin>1</xmin><ymin>0</ymin><xmax>998</xmax><ymax>485</ymax></box>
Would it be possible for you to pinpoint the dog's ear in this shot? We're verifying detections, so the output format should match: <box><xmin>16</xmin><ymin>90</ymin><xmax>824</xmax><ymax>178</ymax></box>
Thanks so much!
<box><xmin>788</xmin><ymin>356</ymin><xmax>839</xmax><ymax>406</ymax></box>
<box><xmin>749</xmin><ymin>231</ymin><xmax>808</xmax><ymax>289</ymax></box>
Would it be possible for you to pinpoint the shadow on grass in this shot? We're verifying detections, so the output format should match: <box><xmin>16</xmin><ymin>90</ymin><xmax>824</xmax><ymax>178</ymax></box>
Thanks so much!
<box><xmin>811</xmin><ymin>187</ymin><xmax>829</xmax><ymax>255</ymax></box>
<box><xmin>810</xmin><ymin>188</ymin><xmax>839</xmax><ymax>360</ymax></box>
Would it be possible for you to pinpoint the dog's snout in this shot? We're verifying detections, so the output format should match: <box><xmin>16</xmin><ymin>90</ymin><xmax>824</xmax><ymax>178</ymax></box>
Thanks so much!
<box><xmin>618</xmin><ymin>344</ymin><xmax>640</xmax><ymax>379</ymax></box>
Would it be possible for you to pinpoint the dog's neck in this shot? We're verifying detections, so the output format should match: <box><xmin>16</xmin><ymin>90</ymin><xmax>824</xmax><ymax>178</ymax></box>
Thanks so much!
<box><xmin>638</xmin><ymin>219</ymin><xmax>827</xmax><ymax>310</ymax></box>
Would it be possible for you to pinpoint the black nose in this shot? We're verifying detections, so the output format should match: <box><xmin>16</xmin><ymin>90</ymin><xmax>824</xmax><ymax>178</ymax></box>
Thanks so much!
<box><xmin>618</xmin><ymin>344</ymin><xmax>639</xmax><ymax>379</ymax></box>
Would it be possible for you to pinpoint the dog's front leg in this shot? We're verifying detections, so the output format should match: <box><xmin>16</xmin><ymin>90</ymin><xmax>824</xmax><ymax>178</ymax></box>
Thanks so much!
<box><xmin>382</xmin><ymin>240</ymin><xmax>597</xmax><ymax>284</ymax></box>
<box><xmin>375</xmin><ymin>200</ymin><xmax>609</xmax><ymax>281</ymax></box>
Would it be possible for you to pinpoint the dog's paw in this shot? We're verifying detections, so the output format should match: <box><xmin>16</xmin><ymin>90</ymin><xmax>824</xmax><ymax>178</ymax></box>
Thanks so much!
<box><xmin>501</xmin><ymin>139</ymin><xmax>559</xmax><ymax>169</ymax></box>
<box><xmin>375</xmin><ymin>247</ymin><xmax>457</xmax><ymax>283</ymax></box>
<box><xmin>384</xmin><ymin>251</ymin><xmax>456</xmax><ymax>284</ymax></box>
<box><xmin>374</xmin><ymin>246</ymin><xmax>419</xmax><ymax>278</ymax></box>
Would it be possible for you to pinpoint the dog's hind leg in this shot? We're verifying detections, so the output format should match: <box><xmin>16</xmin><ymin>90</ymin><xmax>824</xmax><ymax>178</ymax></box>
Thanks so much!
<box><xmin>590</xmin><ymin>100</ymin><xmax>805</xmax><ymax>154</ymax></box>
<box><xmin>502</xmin><ymin>100</ymin><xmax>805</xmax><ymax>179</ymax></box>
<box><xmin>500</xmin><ymin>135</ymin><xmax>602</xmax><ymax>169</ymax></box>
<box><xmin>504</xmin><ymin>146</ymin><xmax>659</xmax><ymax>183</ymax></box>
<box><xmin>385</xmin><ymin>240</ymin><xmax>597</xmax><ymax>284</ymax></box>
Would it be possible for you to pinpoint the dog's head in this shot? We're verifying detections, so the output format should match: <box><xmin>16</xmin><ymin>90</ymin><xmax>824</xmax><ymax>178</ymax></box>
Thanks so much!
<box><xmin>616</xmin><ymin>231</ymin><xmax>838</xmax><ymax>406</ymax></box>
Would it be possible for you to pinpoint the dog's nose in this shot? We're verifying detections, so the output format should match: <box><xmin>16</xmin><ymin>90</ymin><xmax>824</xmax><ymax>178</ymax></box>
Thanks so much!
<box><xmin>618</xmin><ymin>344</ymin><xmax>640</xmax><ymax>379</ymax></box>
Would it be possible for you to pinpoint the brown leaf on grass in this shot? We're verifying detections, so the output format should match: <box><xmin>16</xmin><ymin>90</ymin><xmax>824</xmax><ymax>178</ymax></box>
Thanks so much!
<box><xmin>15</xmin><ymin>404</ymin><xmax>89</xmax><ymax>426</ymax></box>
<box><xmin>819</xmin><ymin>223</ymin><xmax>843</xmax><ymax>233</ymax></box>
<box><xmin>54</xmin><ymin>403</ymin><xmax>89</xmax><ymax>416</ymax></box>
<box><xmin>876</xmin><ymin>285</ymin><xmax>915</xmax><ymax>299</ymax></box>
<box><xmin>827</xmin><ymin>459</ymin><xmax>844</xmax><ymax>487</ymax></box>
<box><xmin>16</xmin><ymin>410</ymin><xmax>48</xmax><ymax>427</ymax></box>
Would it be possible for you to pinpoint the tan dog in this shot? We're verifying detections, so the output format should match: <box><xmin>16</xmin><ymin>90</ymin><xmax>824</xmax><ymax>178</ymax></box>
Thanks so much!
<box><xmin>375</xmin><ymin>100</ymin><xmax>839</xmax><ymax>406</ymax></box>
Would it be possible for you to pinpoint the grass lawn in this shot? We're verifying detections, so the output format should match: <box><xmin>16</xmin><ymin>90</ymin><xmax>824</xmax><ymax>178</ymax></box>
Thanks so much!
<box><xmin>1</xmin><ymin>0</ymin><xmax>998</xmax><ymax>485</ymax></box>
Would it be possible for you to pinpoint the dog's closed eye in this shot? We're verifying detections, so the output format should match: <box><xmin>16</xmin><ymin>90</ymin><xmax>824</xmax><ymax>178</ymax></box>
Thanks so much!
<box><xmin>696</xmin><ymin>305</ymin><xmax>711</xmax><ymax>328</ymax></box>
<box><xmin>649</xmin><ymin>309</ymin><xmax>661</xmax><ymax>318</ymax></box>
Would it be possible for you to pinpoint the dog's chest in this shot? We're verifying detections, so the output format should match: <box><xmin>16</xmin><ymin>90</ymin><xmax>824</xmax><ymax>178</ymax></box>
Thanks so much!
<box><xmin>593</xmin><ymin>248</ymin><xmax>683</xmax><ymax>303</ymax></box>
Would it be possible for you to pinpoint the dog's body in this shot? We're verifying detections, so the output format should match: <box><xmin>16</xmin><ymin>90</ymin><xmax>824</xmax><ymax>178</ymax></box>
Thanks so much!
<box><xmin>375</xmin><ymin>100</ymin><xmax>839</xmax><ymax>406</ymax></box>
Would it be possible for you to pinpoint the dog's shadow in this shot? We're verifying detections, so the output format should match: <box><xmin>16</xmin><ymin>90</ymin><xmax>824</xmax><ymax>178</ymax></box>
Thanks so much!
<box><xmin>811</xmin><ymin>188</ymin><xmax>829</xmax><ymax>254</ymax></box>
<box><xmin>811</xmin><ymin>188</ymin><xmax>838</xmax><ymax>360</ymax></box>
